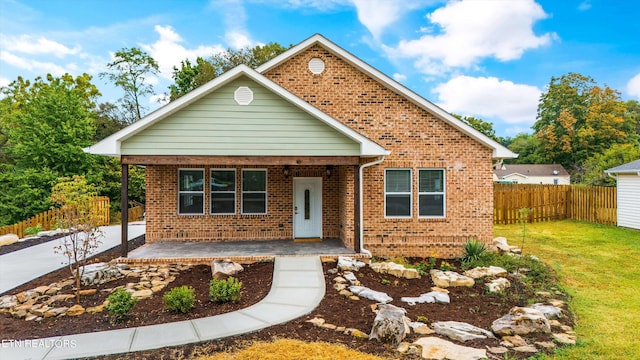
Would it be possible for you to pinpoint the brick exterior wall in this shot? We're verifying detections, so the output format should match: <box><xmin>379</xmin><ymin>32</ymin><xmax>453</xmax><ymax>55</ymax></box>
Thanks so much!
<box><xmin>262</xmin><ymin>45</ymin><xmax>494</xmax><ymax>258</ymax></box>
<box><xmin>143</xmin><ymin>43</ymin><xmax>494</xmax><ymax>259</ymax></box>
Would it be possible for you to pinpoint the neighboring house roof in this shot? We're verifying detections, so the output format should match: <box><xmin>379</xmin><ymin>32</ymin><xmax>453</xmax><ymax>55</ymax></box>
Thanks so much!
<box><xmin>605</xmin><ymin>159</ymin><xmax>640</xmax><ymax>175</ymax></box>
<box><xmin>494</xmin><ymin>164</ymin><xmax>570</xmax><ymax>179</ymax></box>
<box><xmin>257</xmin><ymin>34</ymin><xmax>516</xmax><ymax>159</ymax></box>
<box><xmin>85</xmin><ymin>64</ymin><xmax>389</xmax><ymax>157</ymax></box>
<box><xmin>87</xmin><ymin>34</ymin><xmax>517</xmax><ymax>159</ymax></box>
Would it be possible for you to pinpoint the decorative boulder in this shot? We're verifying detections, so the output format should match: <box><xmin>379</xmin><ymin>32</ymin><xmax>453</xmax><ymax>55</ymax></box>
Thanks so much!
<box><xmin>413</xmin><ymin>337</ymin><xmax>487</xmax><ymax>360</ymax></box>
<box><xmin>430</xmin><ymin>270</ymin><xmax>475</xmax><ymax>288</ymax></box>
<box><xmin>463</xmin><ymin>266</ymin><xmax>508</xmax><ymax>279</ymax></box>
<box><xmin>337</xmin><ymin>256</ymin><xmax>366</xmax><ymax>271</ymax></box>
<box><xmin>211</xmin><ymin>259</ymin><xmax>243</xmax><ymax>278</ymax></box>
<box><xmin>432</xmin><ymin>321</ymin><xmax>495</xmax><ymax>342</ymax></box>
<box><xmin>493</xmin><ymin>237</ymin><xmax>512</xmax><ymax>252</ymax></box>
<box><xmin>531</xmin><ymin>303</ymin><xmax>563</xmax><ymax>319</ymax></box>
<box><xmin>369</xmin><ymin>303</ymin><xmax>409</xmax><ymax>345</ymax></box>
<box><xmin>491</xmin><ymin>307</ymin><xmax>551</xmax><ymax>336</ymax></box>
<box><xmin>81</xmin><ymin>262</ymin><xmax>125</xmax><ymax>286</ymax></box>
<box><xmin>370</xmin><ymin>261</ymin><xmax>421</xmax><ymax>279</ymax></box>
<box><xmin>486</xmin><ymin>278</ymin><xmax>511</xmax><ymax>293</ymax></box>
<box><xmin>349</xmin><ymin>286</ymin><xmax>393</xmax><ymax>303</ymax></box>
<box><xmin>401</xmin><ymin>291</ymin><xmax>450</xmax><ymax>305</ymax></box>
<box><xmin>342</xmin><ymin>271</ymin><xmax>359</xmax><ymax>285</ymax></box>
<box><xmin>0</xmin><ymin>234</ymin><xmax>19</xmax><ymax>247</ymax></box>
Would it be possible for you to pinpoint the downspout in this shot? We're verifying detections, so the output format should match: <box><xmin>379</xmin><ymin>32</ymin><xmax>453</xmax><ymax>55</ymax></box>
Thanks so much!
<box><xmin>359</xmin><ymin>156</ymin><xmax>386</xmax><ymax>257</ymax></box>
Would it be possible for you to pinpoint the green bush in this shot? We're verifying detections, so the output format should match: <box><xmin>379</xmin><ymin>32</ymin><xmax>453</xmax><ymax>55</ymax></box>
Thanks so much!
<box><xmin>105</xmin><ymin>288</ymin><xmax>138</xmax><ymax>322</ymax></box>
<box><xmin>209</xmin><ymin>277</ymin><xmax>242</xmax><ymax>303</ymax></box>
<box><xmin>462</xmin><ymin>239</ymin><xmax>488</xmax><ymax>263</ymax></box>
<box><xmin>24</xmin><ymin>224</ymin><xmax>43</xmax><ymax>236</ymax></box>
<box><xmin>163</xmin><ymin>286</ymin><xmax>196</xmax><ymax>313</ymax></box>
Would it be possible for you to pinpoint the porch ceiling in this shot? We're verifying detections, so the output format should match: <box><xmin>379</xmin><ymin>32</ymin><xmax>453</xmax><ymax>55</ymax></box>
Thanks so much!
<box><xmin>121</xmin><ymin>155</ymin><xmax>361</xmax><ymax>166</ymax></box>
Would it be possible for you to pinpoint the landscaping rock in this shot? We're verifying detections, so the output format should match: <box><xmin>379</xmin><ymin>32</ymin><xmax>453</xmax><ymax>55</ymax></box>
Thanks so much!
<box><xmin>130</xmin><ymin>289</ymin><xmax>153</xmax><ymax>299</ymax></box>
<box><xmin>487</xmin><ymin>346</ymin><xmax>509</xmax><ymax>354</ymax></box>
<box><xmin>491</xmin><ymin>307</ymin><xmax>551</xmax><ymax>336</ymax></box>
<box><xmin>66</xmin><ymin>304</ymin><xmax>85</xmax><ymax>316</ymax></box>
<box><xmin>513</xmin><ymin>345</ymin><xmax>538</xmax><ymax>353</ymax></box>
<box><xmin>369</xmin><ymin>304</ymin><xmax>409</xmax><ymax>345</ymax></box>
<box><xmin>401</xmin><ymin>291</ymin><xmax>450</xmax><ymax>305</ymax></box>
<box><xmin>370</xmin><ymin>261</ymin><xmax>421</xmax><ymax>279</ymax></box>
<box><xmin>342</xmin><ymin>271</ymin><xmax>359</xmax><ymax>285</ymax></box>
<box><xmin>463</xmin><ymin>266</ymin><xmax>508</xmax><ymax>279</ymax></box>
<box><xmin>432</xmin><ymin>321</ymin><xmax>495</xmax><ymax>342</ymax></box>
<box><xmin>486</xmin><ymin>278</ymin><xmax>511</xmax><ymax>293</ymax></box>
<box><xmin>531</xmin><ymin>303</ymin><xmax>563</xmax><ymax>319</ymax></box>
<box><xmin>535</xmin><ymin>341</ymin><xmax>556</xmax><ymax>350</ymax></box>
<box><xmin>552</xmin><ymin>333</ymin><xmax>577</xmax><ymax>345</ymax></box>
<box><xmin>501</xmin><ymin>335</ymin><xmax>528</xmax><ymax>347</ymax></box>
<box><xmin>430</xmin><ymin>270</ymin><xmax>474</xmax><ymax>288</ymax></box>
<box><xmin>0</xmin><ymin>233</ymin><xmax>19</xmax><ymax>246</ymax></box>
<box><xmin>0</xmin><ymin>295</ymin><xmax>18</xmax><ymax>309</ymax></box>
<box><xmin>493</xmin><ymin>237</ymin><xmax>511</xmax><ymax>252</ymax></box>
<box><xmin>81</xmin><ymin>262</ymin><xmax>124</xmax><ymax>286</ymax></box>
<box><xmin>413</xmin><ymin>337</ymin><xmax>486</xmax><ymax>360</ymax></box>
<box><xmin>211</xmin><ymin>259</ymin><xmax>243</xmax><ymax>278</ymax></box>
<box><xmin>337</xmin><ymin>256</ymin><xmax>365</xmax><ymax>271</ymax></box>
<box><xmin>349</xmin><ymin>286</ymin><xmax>392</xmax><ymax>303</ymax></box>
<box><xmin>408</xmin><ymin>321</ymin><xmax>435</xmax><ymax>335</ymax></box>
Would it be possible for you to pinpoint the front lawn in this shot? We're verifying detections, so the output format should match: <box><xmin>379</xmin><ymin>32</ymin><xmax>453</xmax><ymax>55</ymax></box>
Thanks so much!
<box><xmin>495</xmin><ymin>220</ymin><xmax>640</xmax><ymax>360</ymax></box>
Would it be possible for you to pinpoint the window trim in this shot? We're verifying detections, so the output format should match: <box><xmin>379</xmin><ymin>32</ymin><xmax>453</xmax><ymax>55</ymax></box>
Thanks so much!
<box><xmin>418</xmin><ymin>168</ymin><xmax>446</xmax><ymax>218</ymax></box>
<box><xmin>210</xmin><ymin>168</ymin><xmax>237</xmax><ymax>215</ymax></box>
<box><xmin>241</xmin><ymin>169</ymin><xmax>268</xmax><ymax>215</ymax></box>
<box><xmin>178</xmin><ymin>168</ymin><xmax>205</xmax><ymax>216</ymax></box>
<box><xmin>384</xmin><ymin>168</ymin><xmax>412</xmax><ymax>218</ymax></box>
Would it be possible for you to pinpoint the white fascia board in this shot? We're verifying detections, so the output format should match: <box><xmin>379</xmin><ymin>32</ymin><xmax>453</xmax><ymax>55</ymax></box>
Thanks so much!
<box><xmin>503</xmin><ymin>173</ymin><xmax>528</xmax><ymax>179</ymax></box>
<box><xmin>258</xmin><ymin>34</ymin><xmax>517</xmax><ymax>159</ymax></box>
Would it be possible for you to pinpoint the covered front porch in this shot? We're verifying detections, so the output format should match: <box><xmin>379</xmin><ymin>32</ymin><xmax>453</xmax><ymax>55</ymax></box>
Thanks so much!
<box><xmin>117</xmin><ymin>238</ymin><xmax>369</xmax><ymax>265</ymax></box>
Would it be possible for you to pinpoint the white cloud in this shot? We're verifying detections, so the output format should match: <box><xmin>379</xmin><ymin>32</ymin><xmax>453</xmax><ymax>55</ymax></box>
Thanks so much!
<box><xmin>140</xmin><ymin>25</ymin><xmax>224</xmax><ymax>80</ymax></box>
<box><xmin>0</xmin><ymin>50</ymin><xmax>69</xmax><ymax>76</ymax></box>
<box><xmin>351</xmin><ymin>0</ymin><xmax>420</xmax><ymax>39</ymax></box>
<box><xmin>393</xmin><ymin>73</ymin><xmax>407</xmax><ymax>82</ymax></box>
<box><xmin>150</xmin><ymin>93</ymin><xmax>170</xmax><ymax>105</ymax></box>
<box><xmin>281</xmin><ymin>0</ymin><xmax>349</xmax><ymax>11</ymax></box>
<box><xmin>433</xmin><ymin>75</ymin><xmax>541</xmax><ymax>125</ymax></box>
<box><xmin>225</xmin><ymin>31</ymin><xmax>253</xmax><ymax>49</ymax></box>
<box><xmin>578</xmin><ymin>1</ymin><xmax>592</xmax><ymax>11</ymax></box>
<box><xmin>385</xmin><ymin>0</ymin><xmax>555</xmax><ymax>75</ymax></box>
<box><xmin>0</xmin><ymin>34</ymin><xmax>81</xmax><ymax>58</ymax></box>
<box><xmin>0</xmin><ymin>77</ymin><xmax>10</xmax><ymax>88</ymax></box>
<box><xmin>214</xmin><ymin>0</ymin><xmax>260</xmax><ymax>49</ymax></box>
<box><xmin>627</xmin><ymin>73</ymin><xmax>640</xmax><ymax>99</ymax></box>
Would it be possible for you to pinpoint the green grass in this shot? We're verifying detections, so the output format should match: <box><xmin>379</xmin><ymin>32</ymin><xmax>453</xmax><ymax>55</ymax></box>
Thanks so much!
<box><xmin>495</xmin><ymin>220</ymin><xmax>640</xmax><ymax>360</ymax></box>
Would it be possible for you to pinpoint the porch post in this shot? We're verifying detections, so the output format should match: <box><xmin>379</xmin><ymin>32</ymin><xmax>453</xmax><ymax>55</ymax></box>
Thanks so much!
<box><xmin>353</xmin><ymin>165</ymin><xmax>361</xmax><ymax>253</ymax></box>
<box><xmin>121</xmin><ymin>163</ymin><xmax>129</xmax><ymax>257</ymax></box>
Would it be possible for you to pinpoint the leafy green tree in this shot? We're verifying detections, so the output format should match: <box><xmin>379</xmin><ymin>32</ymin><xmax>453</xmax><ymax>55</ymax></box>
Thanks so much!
<box><xmin>101</xmin><ymin>47</ymin><xmax>159</xmax><ymax>122</ymax></box>
<box><xmin>452</xmin><ymin>114</ymin><xmax>498</xmax><ymax>141</ymax></box>
<box><xmin>3</xmin><ymin>74</ymin><xmax>99</xmax><ymax>175</ymax></box>
<box><xmin>169</xmin><ymin>42</ymin><xmax>289</xmax><ymax>100</ymax></box>
<box><xmin>506</xmin><ymin>133</ymin><xmax>544</xmax><ymax>164</ymax></box>
<box><xmin>0</xmin><ymin>165</ymin><xmax>58</xmax><ymax>225</ymax></box>
<box><xmin>94</xmin><ymin>102</ymin><xmax>127</xmax><ymax>142</ymax></box>
<box><xmin>533</xmin><ymin>73</ymin><xmax>633</xmax><ymax>176</ymax></box>
<box><xmin>583</xmin><ymin>143</ymin><xmax>640</xmax><ymax>186</ymax></box>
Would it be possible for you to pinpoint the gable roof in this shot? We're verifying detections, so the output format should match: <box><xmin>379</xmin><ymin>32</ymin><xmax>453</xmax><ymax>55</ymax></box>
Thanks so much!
<box><xmin>605</xmin><ymin>159</ymin><xmax>640</xmax><ymax>174</ymax></box>
<box><xmin>257</xmin><ymin>34</ymin><xmax>517</xmax><ymax>159</ymax></box>
<box><xmin>494</xmin><ymin>164</ymin><xmax>569</xmax><ymax>179</ymax></box>
<box><xmin>85</xmin><ymin>64</ymin><xmax>389</xmax><ymax>157</ymax></box>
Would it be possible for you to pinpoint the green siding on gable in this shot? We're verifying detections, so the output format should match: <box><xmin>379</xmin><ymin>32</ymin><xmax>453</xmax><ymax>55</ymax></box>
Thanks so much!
<box><xmin>121</xmin><ymin>77</ymin><xmax>360</xmax><ymax>156</ymax></box>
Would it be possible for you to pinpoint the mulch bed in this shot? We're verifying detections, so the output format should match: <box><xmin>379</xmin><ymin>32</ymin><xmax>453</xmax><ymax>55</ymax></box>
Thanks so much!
<box><xmin>1</xmin><ymin>242</ymin><xmax>572</xmax><ymax>360</ymax></box>
<box><xmin>0</xmin><ymin>233</ymin><xmax>68</xmax><ymax>256</ymax></box>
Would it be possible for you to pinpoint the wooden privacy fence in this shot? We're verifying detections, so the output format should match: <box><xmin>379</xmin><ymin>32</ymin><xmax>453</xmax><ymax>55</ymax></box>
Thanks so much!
<box><xmin>127</xmin><ymin>205</ymin><xmax>145</xmax><ymax>222</ymax></box>
<box><xmin>494</xmin><ymin>184</ymin><xmax>617</xmax><ymax>225</ymax></box>
<box><xmin>0</xmin><ymin>197</ymin><xmax>111</xmax><ymax>238</ymax></box>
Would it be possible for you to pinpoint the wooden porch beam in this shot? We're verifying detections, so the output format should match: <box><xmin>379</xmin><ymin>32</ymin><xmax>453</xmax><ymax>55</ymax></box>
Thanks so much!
<box><xmin>120</xmin><ymin>163</ymin><xmax>129</xmax><ymax>258</ymax></box>
<box><xmin>121</xmin><ymin>155</ymin><xmax>360</xmax><ymax>166</ymax></box>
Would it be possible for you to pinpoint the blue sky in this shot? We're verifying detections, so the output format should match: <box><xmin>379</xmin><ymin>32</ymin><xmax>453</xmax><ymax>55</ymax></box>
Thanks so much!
<box><xmin>1</xmin><ymin>0</ymin><xmax>639</xmax><ymax>137</ymax></box>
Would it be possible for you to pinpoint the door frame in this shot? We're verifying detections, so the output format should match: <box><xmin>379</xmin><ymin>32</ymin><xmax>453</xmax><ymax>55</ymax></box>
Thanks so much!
<box><xmin>293</xmin><ymin>177</ymin><xmax>323</xmax><ymax>238</ymax></box>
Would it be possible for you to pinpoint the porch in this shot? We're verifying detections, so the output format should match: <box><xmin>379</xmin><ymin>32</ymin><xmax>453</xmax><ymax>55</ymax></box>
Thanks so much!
<box><xmin>117</xmin><ymin>238</ymin><xmax>369</xmax><ymax>265</ymax></box>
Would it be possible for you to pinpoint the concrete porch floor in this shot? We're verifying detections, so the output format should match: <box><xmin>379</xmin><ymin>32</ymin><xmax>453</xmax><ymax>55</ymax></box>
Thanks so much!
<box><xmin>120</xmin><ymin>238</ymin><xmax>368</xmax><ymax>264</ymax></box>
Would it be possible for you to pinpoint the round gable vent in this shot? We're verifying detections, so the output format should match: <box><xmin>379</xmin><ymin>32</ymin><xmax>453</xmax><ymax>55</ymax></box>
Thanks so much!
<box><xmin>308</xmin><ymin>58</ymin><xmax>325</xmax><ymax>74</ymax></box>
<box><xmin>234</xmin><ymin>86</ymin><xmax>253</xmax><ymax>105</ymax></box>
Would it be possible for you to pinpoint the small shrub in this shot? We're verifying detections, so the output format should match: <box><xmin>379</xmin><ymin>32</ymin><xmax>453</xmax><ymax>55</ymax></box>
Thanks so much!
<box><xmin>416</xmin><ymin>315</ymin><xmax>428</xmax><ymax>323</ymax></box>
<box><xmin>105</xmin><ymin>288</ymin><xmax>137</xmax><ymax>322</ymax></box>
<box><xmin>440</xmin><ymin>261</ymin><xmax>454</xmax><ymax>271</ymax></box>
<box><xmin>209</xmin><ymin>277</ymin><xmax>242</xmax><ymax>303</ymax></box>
<box><xmin>428</xmin><ymin>256</ymin><xmax>437</xmax><ymax>270</ymax></box>
<box><xmin>462</xmin><ymin>239</ymin><xmax>488</xmax><ymax>263</ymax></box>
<box><xmin>24</xmin><ymin>224</ymin><xmax>43</xmax><ymax>236</ymax></box>
<box><xmin>381</xmin><ymin>279</ymin><xmax>391</xmax><ymax>285</ymax></box>
<box><xmin>163</xmin><ymin>285</ymin><xmax>196</xmax><ymax>313</ymax></box>
<box><xmin>413</xmin><ymin>261</ymin><xmax>428</xmax><ymax>276</ymax></box>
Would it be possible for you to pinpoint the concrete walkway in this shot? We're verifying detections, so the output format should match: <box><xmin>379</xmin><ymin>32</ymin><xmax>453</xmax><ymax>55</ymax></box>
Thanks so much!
<box><xmin>2</xmin><ymin>256</ymin><xmax>325</xmax><ymax>360</ymax></box>
<box><xmin>0</xmin><ymin>223</ymin><xmax>146</xmax><ymax>294</ymax></box>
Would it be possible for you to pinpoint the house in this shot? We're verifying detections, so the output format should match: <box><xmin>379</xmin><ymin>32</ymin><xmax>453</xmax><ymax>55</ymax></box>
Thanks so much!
<box><xmin>86</xmin><ymin>34</ymin><xmax>516</xmax><ymax>259</ymax></box>
<box><xmin>493</xmin><ymin>164</ymin><xmax>570</xmax><ymax>185</ymax></box>
<box><xmin>605</xmin><ymin>160</ymin><xmax>640</xmax><ymax>230</ymax></box>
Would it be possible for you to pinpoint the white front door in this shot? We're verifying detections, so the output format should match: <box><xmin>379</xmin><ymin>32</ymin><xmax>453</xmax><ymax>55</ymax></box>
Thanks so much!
<box><xmin>293</xmin><ymin>177</ymin><xmax>322</xmax><ymax>238</ymax></box>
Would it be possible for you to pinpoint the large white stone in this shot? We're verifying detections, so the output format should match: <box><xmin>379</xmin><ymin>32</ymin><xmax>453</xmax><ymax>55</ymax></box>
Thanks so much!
<box><xmin>337</xmin><ymin>256</ymin><xmax>365</xmax><ymax>271</ymax></box>
<box><xmin>432</xmin><ymin>321</ymin><xmax>495</xmax><ymax>342</ymax></box>
<box><xmin>401</xmin><ymin>291</ymin><xmax>450</xmax><ymax>306</ymax></box>
<box><xmin>349</xmin><ymin>286</ymin><xmax>392</xmax><ymax>303</ymax></box>
<box><xmin>430</xmin><ymin>270</ymin><xmax>475</xmax><ymax>288</ymax></box>
<box><xmin>413</xmin><ymin>337</ymin><xmax>487</xmax><ymax>360</ymax></box>
<box><xmin>491</xmin><ymin>307</ymin><xmax>551</xmax><ymax>336</ymax></box>
<box><xmin>486</xmin><ymin>278</ymin><xmax>511</xmax><ymax>293</ymax></box>
<box><xmin>493</xmin><ymin>237</ymin><xmax>511</xmax><ymax>252</ymax></box>
<box><xmin>211</xmin><ymin>259</ymin><xmax>243</xmax><ymax>278</ymax></box>
<box><xmin>463</xmin><ymin>266</ymin><xmax>508</xmax><ymax>279</ymax></box>
<box><xmin>369</xmin><ymin>304</ymin><xmax>408</xmax><ymax>345</ymax></box>
<box><xmin>531</xmin><ymin>303</ymin><xmax>563</xmax><ymax>319</ymax></box>
<box><xmin>0</xmin><ymin>233</ymin><xmax>19</xmax><ymax>246</ymax></box>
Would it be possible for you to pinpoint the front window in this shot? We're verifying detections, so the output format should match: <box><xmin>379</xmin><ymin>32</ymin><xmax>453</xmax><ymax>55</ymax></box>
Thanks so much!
<box><xmin>242</xmin><ymin>169</ymin><xmax>267</xmax><ymax>214</ymax></box>
<box><xmin>419</xmin><ymin>169</ymin><xmax>445</xmax><ymax>217</ymax></box>
<box><xmin>178</xmin><ymin>169</ymin><xmax>204</xmax><ymax>215</ymax></box>
<box><xmin>211</xmin><ymin>169</ymin><xmax>236</xmax><ymax>214</ymax></box>
<box><xmin>385</xmin><ymin>169</ymin><xmax>411</xmax><ymax>217</ymax></box>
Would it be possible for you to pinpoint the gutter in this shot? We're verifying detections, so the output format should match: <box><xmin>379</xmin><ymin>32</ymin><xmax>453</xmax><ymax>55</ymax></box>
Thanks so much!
<box><xmin>359</xmin><ymin>156</ymin><xmax>386</xmax><ymax>257</ymax></box>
